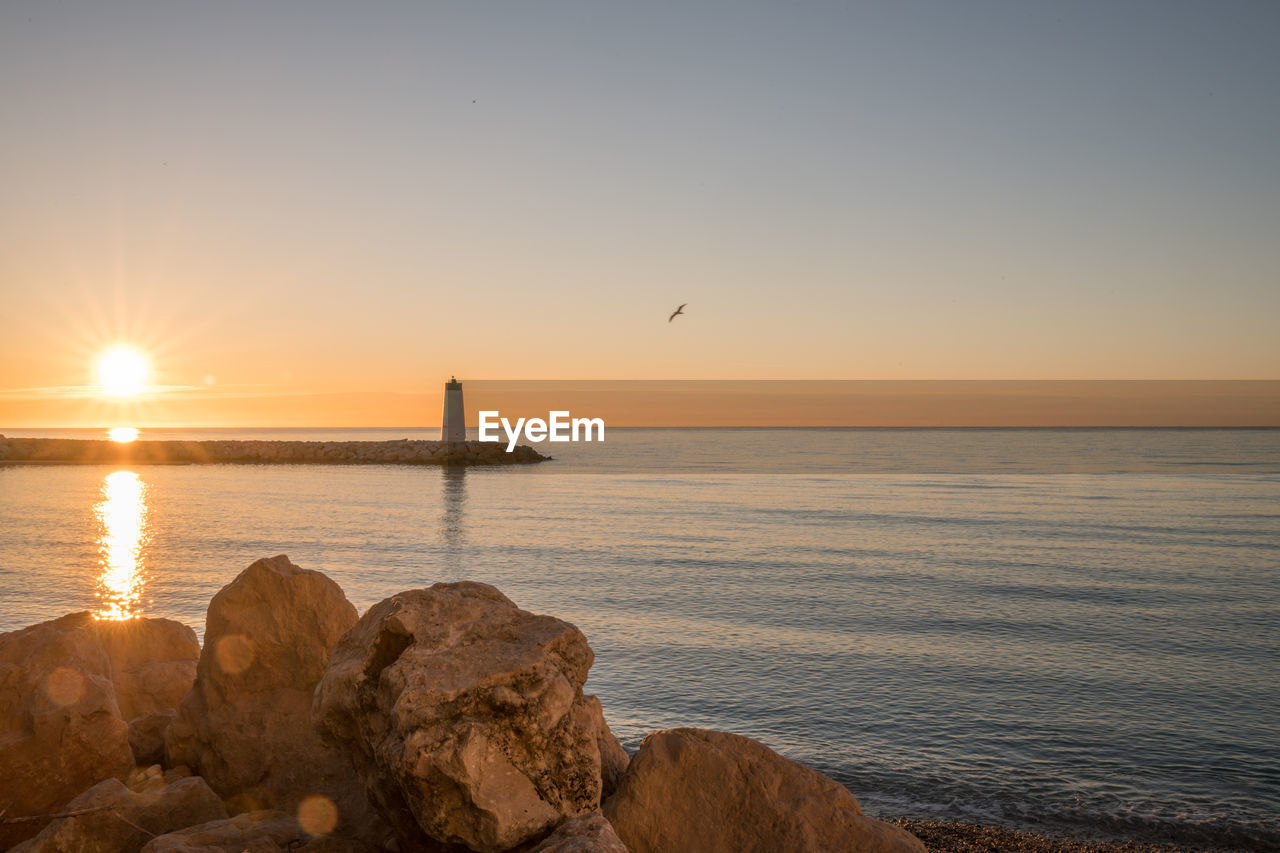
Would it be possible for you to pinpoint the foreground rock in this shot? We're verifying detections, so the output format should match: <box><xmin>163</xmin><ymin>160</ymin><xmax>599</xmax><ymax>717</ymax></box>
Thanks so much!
<box><xmin>603</xmin><ymin>728</ymin><xmax>925</xmax><ymax>853</ymax></box>
<box><xmin>581</xmin><ymin>696</ymin><xmax>630</xmax><ymax>801</ymax></box>
<box><xmin>0</xmin><ymin>612</ymin><xmax>203</xmax><ymax>846</ymax></box>
<box><xmin>0</xmin><ymin>614</ymin><xmax>135</xmax><ymax>848</ymax></box>
<box><xmin>166</xmin><ymin>555</ymin><xmax>386</xmax><ymax>845</ymax></box>
<box><xmin>95</xmin><ymin>617</ymin><xmax>200</xmax><ymax>722</ymax></box>
<box><xmin>141</xmin><ymin>809</ymin><xmax>371</xmax><ymax>852</ymax></box>
<box><xmin>529</xmin><ymin>813</ymin><xmax>629</xmax><ymax>853</ymax></box>
<box><xmin>130</xmin><ymin>709</ymin><xmax>178</xmax><ymax>767</ymax></box>
<box><xmin>12</xmin><ymin>766</ymin><xmax>227</xmax><ymax>852</ymax></box>
<box><xmin>315</xmin><ymin>582</ymin><xmax>628</xmax><ymax>853</ymax></box>
<box><xmin>95</xmin><ymin>616</ymin><xmax>201</xmax><ymax>766</ymax></box>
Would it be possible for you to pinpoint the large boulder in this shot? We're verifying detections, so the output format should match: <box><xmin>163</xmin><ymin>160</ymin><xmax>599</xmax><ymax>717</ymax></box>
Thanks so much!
<box><xmin>11</xmin><ymin>765</ymin><xmax>227</xmax><ymax>852</ymax></box>
<box><xmin>93</xmin><ymin>617</ymin><xmax>200</xmax><ymax>766</ymax></box>
<box><xmin>603</xmin><ymin>728</ymin><xmax>925</xmax><ymax>853</ymax></box>
<box><xmin>94</xmin><ymin>617</ymin><xmax>200</xmax><ymax>722</ymax></box>
<box><xmin>141</xmin><ymin>809</ymin><xmax>372</xmax><ymax>852</ymax></box>
<box><xmin>314</xmin><ymin>582</ymin><xmax>628</xmax><ymax>853</ymax></box>
<box><xmin>0</xmin><ymin>613</ymin><xmax>134</xmax><ymax>848</ymax></box>
<box><xmin>165</xmin><ymin>555</ymin><xmax>385</xmax><ymax>845</ymax></box>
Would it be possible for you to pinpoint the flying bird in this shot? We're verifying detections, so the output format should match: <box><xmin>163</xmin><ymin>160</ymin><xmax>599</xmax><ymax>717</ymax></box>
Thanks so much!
<box><xmin>668</xmin><ymin>304</ymin><xmax>687</xmax><ymax>322</ymax></box>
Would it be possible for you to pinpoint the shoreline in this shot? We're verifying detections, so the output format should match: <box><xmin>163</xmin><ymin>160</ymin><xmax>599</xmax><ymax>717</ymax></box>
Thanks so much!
<box><xmin>885</xmin><ymin>818</ymin><xmax>1246</xmax><ymax>853</ymax></box>
<box><xmin>0</xmin><ymin>435</ymin><xmax>547</xmax><ymax>466</ymax></box>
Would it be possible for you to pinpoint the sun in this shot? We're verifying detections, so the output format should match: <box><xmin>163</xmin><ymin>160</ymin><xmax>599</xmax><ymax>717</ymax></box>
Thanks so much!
<box><xmin>97</xmin><ymin>347</ymin><xmax>149</xmax><ymax>397</ymax></box>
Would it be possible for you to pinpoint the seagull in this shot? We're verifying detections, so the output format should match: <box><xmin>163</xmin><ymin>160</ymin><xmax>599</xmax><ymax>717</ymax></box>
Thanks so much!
<box><xmin>668</xmin><ymin>303</ymin><xmax>687</xmax><ymax>322</ymax></box>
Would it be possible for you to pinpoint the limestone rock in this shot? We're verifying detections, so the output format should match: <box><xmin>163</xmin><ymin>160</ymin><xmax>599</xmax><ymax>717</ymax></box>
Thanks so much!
<box><xmin>130</xmin><ymin>709</ymin><xmax>178</xmax><ymax>767</ymax></box>
<box><xmin>165</xmin><ymin>555</ymin><xmax>385</xmax><ymax>845</ymax></box>
<box><xmin>314</xmin><ymin>582</ymin><xmax>627</xmax><ymax>853</ymax></box>
<box><xmin>88</xmin><ymin>616</ymin><xmax>199</xmax><ymax>768</ymax></box>
<box><xmin>140</xmin><ymin>809</ymin><xmax>372</xmax><ymax>852</ymax></box>
<box><xmin>0</xmin><ymin>613</ymin><xmax>134</xmax><ymax>849</ymax></box>
<box><xmin>11</xmin><ymin>767</ymin><xmax>227</xmax><ymax>852</ymax></box>
<box><xmin>529</xmin><ymin>813</ymin><xmax>629</xmax><ymax>853</ymax></box>
<box><xmin>93</xmin><ymin>617</ymin><xmax>200</xmax><ymax>723</ymax></box>
<box><xmin>581</xmin><ymin>696</ymin><xmax>629</xmax><ymax>800</ymax></box>
<box><xmin>603</xmin><ymin>728</ymin><xmax>925</xmax><ymax>853</ymax></box>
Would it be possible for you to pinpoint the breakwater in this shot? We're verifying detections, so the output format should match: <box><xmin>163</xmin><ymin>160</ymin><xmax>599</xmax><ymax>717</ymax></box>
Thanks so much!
<box><xmin>0</xmin><ymin>435</ymin><xmax>547</xmax><ymax>466</ymax></box>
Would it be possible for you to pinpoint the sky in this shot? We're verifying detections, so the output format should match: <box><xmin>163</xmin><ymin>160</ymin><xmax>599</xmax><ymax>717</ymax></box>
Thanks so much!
<box><xmin>1</xmin><ymin>1</ymin><xmax>1277</xmax><ymax>426</ymax></box>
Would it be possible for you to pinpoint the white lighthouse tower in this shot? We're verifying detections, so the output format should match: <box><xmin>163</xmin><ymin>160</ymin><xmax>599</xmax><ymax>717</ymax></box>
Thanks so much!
<box><xmin>441</xmin><ymin>377</ymin><xmax>466</xmax><ymax>442</ymax></box>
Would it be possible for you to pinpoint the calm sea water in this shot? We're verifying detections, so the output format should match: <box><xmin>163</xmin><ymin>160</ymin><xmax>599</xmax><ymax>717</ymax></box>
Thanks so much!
<box><xmin>1</xmin><ymin>428</ymin><xmax>1278</xmax><ymax>848</ymax></box>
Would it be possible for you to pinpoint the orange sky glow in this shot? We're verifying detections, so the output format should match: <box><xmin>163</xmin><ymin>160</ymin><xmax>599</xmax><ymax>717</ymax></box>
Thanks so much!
<box><xmin>1</xmin><ymin>5</ymin><xmax>1277</xmax><ymax>428</ymax></box>
<box><xmin>2</xmin><ymin>381</ymin><xmax>1276</xmax><ymax>429</ymax></box>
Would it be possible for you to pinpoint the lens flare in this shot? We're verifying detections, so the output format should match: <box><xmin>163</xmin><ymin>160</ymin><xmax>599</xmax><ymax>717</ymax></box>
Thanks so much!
<box><xmin>215</xmin><ymin>634</ymin><xmax>255</xmax><ymax>675</ymax></box>
<box><xmin>297</xmin><ymin>795</ymin><xmax>339</xmax><ymax>836</ymax></box>
<box><xmin>46</xmin><ymin>667</ymin><xmax>87</xmax><ymax>707</ymax></box>
<box><xmin>108</xmin><ymin>427</ymin><xmax>140</xmax><ymax>443</ymax></box>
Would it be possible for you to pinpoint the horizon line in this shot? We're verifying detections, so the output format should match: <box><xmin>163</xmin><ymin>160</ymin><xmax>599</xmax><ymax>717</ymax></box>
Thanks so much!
<box><xmin>5</xmin><ymin>424</ymin><xmax>1280</xmax><ymax>432</ymax></box>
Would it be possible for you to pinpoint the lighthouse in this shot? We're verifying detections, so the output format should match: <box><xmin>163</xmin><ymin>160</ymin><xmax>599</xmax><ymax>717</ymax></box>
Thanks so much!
<box><xmin>442</xmin><ymin>377</ymin><xmax>466</xmax><ymax>442</ymax></box>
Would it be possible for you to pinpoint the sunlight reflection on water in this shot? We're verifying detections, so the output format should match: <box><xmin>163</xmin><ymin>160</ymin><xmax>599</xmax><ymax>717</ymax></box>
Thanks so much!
<box><xmin>93</xmin><ymin>470</ymin><xmax>149</xmax><ymax>619</ymax></box>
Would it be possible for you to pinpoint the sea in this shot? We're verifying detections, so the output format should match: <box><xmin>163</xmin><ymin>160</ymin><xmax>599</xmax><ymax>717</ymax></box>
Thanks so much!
<box><xmin>1</xmin><ymin>427</ymin><xmax>1277</xmax><ymax>849</ymax></box>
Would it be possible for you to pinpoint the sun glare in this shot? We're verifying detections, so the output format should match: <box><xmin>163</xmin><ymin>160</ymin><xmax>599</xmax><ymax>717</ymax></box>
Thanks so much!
<box><xmin>94</xmin><ymin>470</ymin><xmax>149</xmax><ymax>620</ymax></box>
<box><xmin>109</xmin><ymin>427</ymin><xmax>140</xmax><ymax>443</ymax></box>
<box><xmin>97</xmin><ymin>347</ymin><xmax>149</xmax><ymax>397</ymax></box>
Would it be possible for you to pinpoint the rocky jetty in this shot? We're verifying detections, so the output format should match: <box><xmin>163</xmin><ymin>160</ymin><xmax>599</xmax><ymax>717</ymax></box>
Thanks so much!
<box><xmin>0</xmin><ymin>556</ymin><xmax>925</xmax><ymax>853</ymax></box>
<box><xmin>0</xmin><ymin>435</ymin><xmax>547</xmax><ymax>466</ymax></box>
